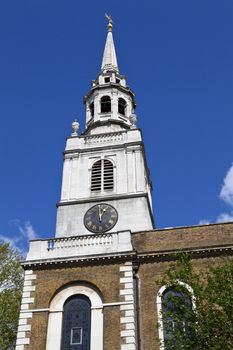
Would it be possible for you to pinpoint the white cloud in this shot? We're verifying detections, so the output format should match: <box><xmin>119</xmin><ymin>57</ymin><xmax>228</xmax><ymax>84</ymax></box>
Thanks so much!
<box><xmin>0</xmin><ymin>221</ymin><xmax>37</xmax><ymax>255</ymax></box>
<box><xmin>0</xmin><ymin>234</ymin><xmax>21</xmax><ymax>250</ymax></box>
<box><xmin>17</xmin><ymin>221</ymin><xmax>37</xmax><ymax>240</ymax></box>
<box><xmin>198</xmin><ymin>163</ymin><xmax>233</xmax><ymax>225</ymax></box>
<box><xmin>198</xmin><ymin>219</ymin><xmax>210</xmax><ymax>225</ymax></box>
<box><xmin>219</xmin><ymin>164</ymin><xmax>233</xmax><ymax>207</ymax></box>
<box><xmin>216</xmin><ymin>212</ymin><xmax>233</xmax><ymax>223</ymax></box>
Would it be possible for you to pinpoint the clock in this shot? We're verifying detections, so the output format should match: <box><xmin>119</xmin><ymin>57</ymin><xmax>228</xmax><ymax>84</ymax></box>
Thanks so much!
<box><xmin>84</xmin><ymin>203</ymin><xmax>118</xmax><ymax>233</ymax></box>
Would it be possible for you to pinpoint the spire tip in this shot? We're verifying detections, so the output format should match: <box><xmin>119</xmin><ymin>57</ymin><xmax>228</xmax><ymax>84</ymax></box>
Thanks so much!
<box><xmin>105</xmin><ymin>13</ymin><xmax>113</xmax><ymax>32</ymax></box>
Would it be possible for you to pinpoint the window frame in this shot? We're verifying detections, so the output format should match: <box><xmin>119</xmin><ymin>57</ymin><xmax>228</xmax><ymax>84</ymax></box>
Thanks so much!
<box><xmin>61</xmin><ymin>294</ymin><xmax>91</xmax><ymax>349</ymax></box>
<box><xmin>91</xmin><ymin>159</ymin><xmax>114</xmax><ymax>193</ymax></box>
<box><xmin>45</xmin><ymin>284</ymin><xmax>103</xmax><ymax>350</ymax></box>
<box><xmin>89</xmin><ymin>102</ymin><xmax>94</xmax><ymax>118</ymax></box>
<box><xmin>118</xmin><ymin>97</ymin><xmax>127</xmax><ymax>116</ymax></box>
<box><xmin>70</xmin><ymin>327</ymin><xmax>83</xmax><ymax>345</ymax></box>
<box><xmin>100</xmin><ymin>96</ymin><xmax>111</xmax><ymax>113</ymax></box>
<box><xmin>156</xmin><ymin>282</ymin><xmax>196</xmax><ymax>350</ymax></box>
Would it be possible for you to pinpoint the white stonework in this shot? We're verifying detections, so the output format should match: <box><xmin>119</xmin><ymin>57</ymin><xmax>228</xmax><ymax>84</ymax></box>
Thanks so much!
<box><xmin>54</xmin><ymin>27</ymin><xmax>154</xmax><ymax>238</ymax></box>
<box><xmin>101</xmin><ymin>29</ymin><xmax>118</xmax><ymax>71</ymax></box>
<box><xmin>16</xmin><ymin>270</ymin><xmax>36</xmax><ymax>350</ymax></box>
<box><xmin>85</xmin><ymin>88</ymin><xmax>134</xmax><ymax>130</ymax></box>
<box><xmin>56</xmin><ymin>129</ymin><xmax>153</xmax><ymax>237</ymax></box>
<box><xmin>120</xmin><ymin>262</ymin><xmax>136</xmax><ymax>350</ymax></box>
<box><xmin>26</xmin><ymin>230</ymin><xmax>132</xmax><ymax>262</ymax></box>
<box><xmin>56</xmin><ymin>197</ymin><xmax>152</xmax><ymax>237</ymax></box>
<box><xmin>84</xmin><ymin>131</ymin><xmax>123</xmax><ymax>144</ymax></box>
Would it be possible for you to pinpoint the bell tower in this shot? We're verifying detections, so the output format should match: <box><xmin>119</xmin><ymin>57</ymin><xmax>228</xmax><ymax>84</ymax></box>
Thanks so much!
<box><xmin>84</xmin><ymin>15</ymin><xmax>135</xmax><ymax>134</ymax></box>
<box><xmin>55</xmin><ymin>16</ymin><xmax>154</xmax><ymax>237</ymax></box>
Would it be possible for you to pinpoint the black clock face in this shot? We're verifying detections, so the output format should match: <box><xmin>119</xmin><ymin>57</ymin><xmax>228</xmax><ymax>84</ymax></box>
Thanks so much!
<box><xmin>84</xmin><ymin>204</ymin><xmax>118</xmax><ymax>233</ymax></box>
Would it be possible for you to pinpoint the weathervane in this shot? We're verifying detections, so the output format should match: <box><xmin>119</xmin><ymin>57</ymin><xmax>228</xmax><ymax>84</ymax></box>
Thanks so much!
<box><xmin>105</xmin><ymin>13</ymin><xmax>113</xmax><ymax>31</ymax></box>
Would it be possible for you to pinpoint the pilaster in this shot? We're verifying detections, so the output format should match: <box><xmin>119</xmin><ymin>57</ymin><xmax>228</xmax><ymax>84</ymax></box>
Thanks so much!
<box><xmin>16</xmin><ymin>270</ymin><xmax>36</xmax><ymax>350</ymax></box>
<box><xmin>120</xmin><ymin>262</ymin><xmax>136</xmax><ymax>350</ymax></box>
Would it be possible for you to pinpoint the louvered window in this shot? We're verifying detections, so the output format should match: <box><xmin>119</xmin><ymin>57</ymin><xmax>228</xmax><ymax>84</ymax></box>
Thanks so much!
<box><xmin>103</xmin><ymin>160</ymin><xmax>114</xmax><ymax>190</ymax></box>
<box><xmin>91</xmin><ymin>159</ymin><xmax>114</xmax><ymax>192</ymax></box>
<box><xmin>91</xmin><ymin>160</ymin><xmax>102</xmax><ymax>192</ymax></box>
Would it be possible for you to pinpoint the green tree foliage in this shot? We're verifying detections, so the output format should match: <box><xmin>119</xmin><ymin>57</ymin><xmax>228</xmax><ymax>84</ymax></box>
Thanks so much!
<box><xmin>159</xmin><ymin>254</ymin><xmax>233</xmax><ymax>350</ymax></box>
<box><xmin>0</xmin><ymin>243</ymin><xmax>23</xmax><ymax>350</ymax></box>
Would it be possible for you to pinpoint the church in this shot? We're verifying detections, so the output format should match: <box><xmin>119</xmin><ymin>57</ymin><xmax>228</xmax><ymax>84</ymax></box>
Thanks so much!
<box><xmin>16</xmin><ymin>17</ymin><xmax>233</xmax><ymax>350</ymax></box>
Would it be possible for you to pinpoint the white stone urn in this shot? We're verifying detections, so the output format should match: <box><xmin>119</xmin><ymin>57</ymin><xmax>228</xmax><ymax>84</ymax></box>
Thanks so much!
<box><xmin>71</xmin><ymin>119</ymin><xmax>80</xmax><ymax>136</ymax></box>
<box><xmin>129</xmin><ymin>113</ymin><xmax>137</xmax><ymax>128</ymax></box>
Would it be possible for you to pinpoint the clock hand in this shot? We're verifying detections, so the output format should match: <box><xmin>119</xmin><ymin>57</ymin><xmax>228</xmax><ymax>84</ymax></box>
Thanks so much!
<box><xmin>98</xmin><ymin>205</ymin><xmax>102</xmax><ymax>221</ymax></box>
<box><xmin>99</xmin><ymin>207</ymin><xmax>106</xmax><ymax>222</ymax></box>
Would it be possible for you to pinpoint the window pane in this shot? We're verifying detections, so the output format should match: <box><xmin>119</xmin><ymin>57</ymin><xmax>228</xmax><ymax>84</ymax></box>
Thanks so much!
<box><xmin>162</xmin><ymin>287</ymin><xmax>193</xmax><ymax>349</ymax></box>
<box><xmin>71</xmin><ymin>327</ymin><xmax>82</xmax><ymax>345</ymax></box>
<box><xmin>61</xmin><ymin>295</ymin><xmax>91</xmax><ymax>350</ymax></box>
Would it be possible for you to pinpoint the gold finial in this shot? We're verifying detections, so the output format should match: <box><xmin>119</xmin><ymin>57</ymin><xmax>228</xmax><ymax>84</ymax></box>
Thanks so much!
<box><xmin>105</xmin><ymin>13</ymin><xmax>113</xmax><ymax>31</ymax></box>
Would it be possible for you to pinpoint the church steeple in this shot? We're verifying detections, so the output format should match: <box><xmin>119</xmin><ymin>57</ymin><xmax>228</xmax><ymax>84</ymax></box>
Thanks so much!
<box><xmin>83</xmin><ymin>16</ymin><xmax>137</xmax><ymax>135</ymax></box>
<box><xmin>101</xmin><ymin>15</ymin><xmax>118</xmax><ymax>73</ymax></box>
<box><xmin>54</xmin><ymin>18</ymin><xmax>154</xmax><ymax>238</ymax></box>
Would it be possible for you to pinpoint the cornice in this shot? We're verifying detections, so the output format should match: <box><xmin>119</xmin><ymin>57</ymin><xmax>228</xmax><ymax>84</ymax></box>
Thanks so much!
<box><xmin>56</xmin><ymin>192</ymin><xmax>154</xmax><ymax>225</ymax></box>
<box><xmin>67</xmin><ymin>129</ymin><xmax>129</xmax><ymax>141</ymax></box>
<box><xmin>80</xmin><ymin>119</ymin><xmax>130</xmax><ymax>138</ymax></box>
<box><xmin>22</xmin><ymin>243</ymin><xmax>233</xmax><ymax>270</ymax></box>
<box><xmin>22</xmin><ymin>251</ymin><xmax>136</xmax><ymax>270</ymax></box>
<box><xmin>63</xmin><ymin>140</ymin><xmax>143</xmax><ymax>156</ymax></box>
<box><xmin>136</xmin><ymin>244</ymin><xmax>233</xmax><ymax>262</ymax></box>
<box><xmin>84</xmin><ymin>83</ymin><xmax>136</xmax><ymax>105</ymax></box>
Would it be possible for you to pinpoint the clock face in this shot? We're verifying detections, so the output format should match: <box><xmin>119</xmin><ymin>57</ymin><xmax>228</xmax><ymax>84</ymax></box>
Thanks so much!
<box><xmin>84</xmin><ymin>203</ymin><xmax>118</xmax><ymax>233</ymax></box>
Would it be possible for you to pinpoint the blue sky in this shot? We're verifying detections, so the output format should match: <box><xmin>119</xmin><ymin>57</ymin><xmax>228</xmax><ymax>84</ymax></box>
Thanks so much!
<box><xmin>0</xmin><ymin>0</ymin><xmax>233</xmax><ymax>253</ymax></box>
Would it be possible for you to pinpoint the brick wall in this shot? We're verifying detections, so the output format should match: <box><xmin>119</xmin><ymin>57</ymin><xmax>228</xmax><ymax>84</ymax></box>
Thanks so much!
<box><xmin>24</xmin><ymin>262</ymin><xmax>123</xmax><ymax>350</ymax></box>
<box><xmin>18</xmin><ymin>222</ymin><xmax>233</xmax><ymax>350</ymax></box>
<box><xmin>132</xmin><ymin>222</ymin><xmax>233</xmax><ymax>253</ymax></box>
<box><xmin>137</xmin><ymin>256</ymin><xmax>232</xmax><ymax>350</ymax></box>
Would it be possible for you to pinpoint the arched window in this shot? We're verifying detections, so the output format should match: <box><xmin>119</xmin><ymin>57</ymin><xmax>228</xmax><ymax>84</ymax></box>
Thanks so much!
<box><xmin>90</xmin><ymin>102</ymin><xmax>94</xmax><ymax>117</ymax></box>
<box><xmin>100</xmin><ymin>96</ymin><xmax>111</xmax><ymax>113</ymax></box>
<box><xmin>157</xmin><ymin>283</ymin><xmax>195</xmax><ymax>350</ymax></box>
<box><xmin>61</xmin><ymin>295</ymin><xmax>91</xmax><ymax>350</ymax></box>
<box><xmin>91</xmin><ymin>159</ymin><xmax>114</xmax><ymax>192</ymax></box>
<box><xmin>46</xmin><ymin>284</ymin><xmax>103</xmax><ymax>350</ymax></box>
<box><xmin>118</xmin><ymin>98</ymin><xmax>126</xmax><ymax>116</ymax></box>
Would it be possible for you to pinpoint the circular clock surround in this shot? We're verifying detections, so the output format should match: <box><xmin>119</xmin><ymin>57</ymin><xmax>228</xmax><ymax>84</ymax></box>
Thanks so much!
<box><xmin>84</xmin><ymin>203</ymin><xmax>118</xmax><ymax>233</ymax></box>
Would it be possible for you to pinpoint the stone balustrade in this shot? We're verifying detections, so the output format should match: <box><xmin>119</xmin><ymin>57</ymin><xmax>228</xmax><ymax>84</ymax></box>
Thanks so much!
<box><xmin>47</xmin><ymin>234</ymin><xmax>113</xmax><ymax>250</ymax></box>
<box><xmin>26</xmin><ymin>231</ymin><xmax>132</xmax><ymax>262</ymax></box>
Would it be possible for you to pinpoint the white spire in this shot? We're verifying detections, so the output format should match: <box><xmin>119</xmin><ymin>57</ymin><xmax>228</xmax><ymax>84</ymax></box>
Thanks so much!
<box><xmin>101</xmin><ymin>15</ymin><xmax>118</xmax><ymax>72</ymax></box>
